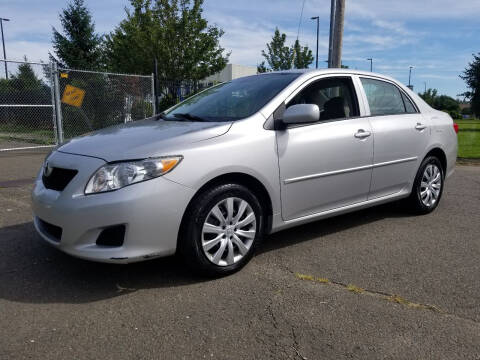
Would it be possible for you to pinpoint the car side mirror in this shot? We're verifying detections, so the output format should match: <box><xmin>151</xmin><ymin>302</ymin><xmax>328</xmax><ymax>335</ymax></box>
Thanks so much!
<box><xmin>282</xmin><ymin>104</ymin><xmax>320</xmax><ymax>125</ymax></box>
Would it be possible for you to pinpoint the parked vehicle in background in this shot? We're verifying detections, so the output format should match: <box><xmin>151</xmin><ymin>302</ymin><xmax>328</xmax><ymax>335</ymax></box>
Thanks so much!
<box><xmin>32</xmin><ymin>69</ymin><xmax>458</xmax><ymax>276</ymax></box>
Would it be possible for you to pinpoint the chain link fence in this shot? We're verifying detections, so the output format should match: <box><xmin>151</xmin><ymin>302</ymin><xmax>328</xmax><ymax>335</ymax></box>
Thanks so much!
<box><xmin>0</xmin><ymin>59</ymin><xmax>56</xmax><ymax>151</ymax></box>
<box><xmin>58</xmin><ymin>67</ymin><xmax>154</xmax><ymax>141</ymax></box>
<box><xmin>156</xmin><ymin>79</ymin><xmax>210</xmax><ymax>112</ymax></box>
<box><xmin>0</xmin><ymin>59</ymin><xmax>155</xmax><ymax>152</ymax></box>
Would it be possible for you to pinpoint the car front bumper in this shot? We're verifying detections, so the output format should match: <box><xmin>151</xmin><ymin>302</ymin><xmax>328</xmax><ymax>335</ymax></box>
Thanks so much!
<box><xmin>31</xmin><ymin>151</ymin><xmax>195</xmax><ymax>263</ymax></box>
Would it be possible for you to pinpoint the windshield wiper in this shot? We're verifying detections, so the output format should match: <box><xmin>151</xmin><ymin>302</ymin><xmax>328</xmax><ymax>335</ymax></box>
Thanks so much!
<box><xmin>173</xmin><ymin>113</ymin><xmax>207</xmax><ymax>122</ymax></box>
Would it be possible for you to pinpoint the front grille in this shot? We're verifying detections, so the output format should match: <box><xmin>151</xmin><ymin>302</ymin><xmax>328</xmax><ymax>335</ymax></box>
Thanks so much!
<box><xmin>38</xmin><ymin>218</ymin><xmax>62</xmax><ymax>242</ymax></box>
<box><xmin>42</xmin><ymin>167</ymin><xmax>78</xmax><ymax>191</ymax></box>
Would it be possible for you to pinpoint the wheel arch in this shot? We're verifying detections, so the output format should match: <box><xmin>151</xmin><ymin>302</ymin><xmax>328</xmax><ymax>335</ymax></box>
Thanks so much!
<box><xmin>177</xmin><ymin>172</ymin><xmax>274</xmax><ymax>245</ymax></box>
<box><xmin>424</xmin><ymin>147</ymin><xmax>447</xmax><ymax>173</ymax></box>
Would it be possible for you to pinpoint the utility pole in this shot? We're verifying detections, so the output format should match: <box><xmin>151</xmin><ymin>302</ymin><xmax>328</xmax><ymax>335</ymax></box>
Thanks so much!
<box><xmin>330</xmin><ymin>0</ymin><xmax>345</xmax><ymax>68</ymax></box>
<box><xmin>0</xmin><ymin>18</ymin><xmax>10</xmax><ymax>79</ymax></box>
<box><xmin>311</xmin><ymin>16</ymin><xmax>319</xmax><ymax>69</ymax></box>
<box><xmin>367</xmin><ymin>58</ymin><xmax>373</xmax><ymax>72</ymax></box>
<box><xmin>408</xmin><ymin>66</ymin><xmax>413</xmax><ymax>90</ymax></box>
<box><xmin>327</xmin><ymin>0</ymin><xmax>335</xmax><ymax>68</ymax></box>
<box><xmin>423</xmin><ymin>81</ymin><xmax>427</xmax><ymax>93</ymax></box>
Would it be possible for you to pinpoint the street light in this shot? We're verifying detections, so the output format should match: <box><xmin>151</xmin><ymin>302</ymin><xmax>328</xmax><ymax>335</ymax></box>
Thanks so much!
<box><xmin>311</xmin><ymin>16</ymin><xmax>319</xmax><ymax>69</ymax></box>
<box><xmin>408</xmin><ymin>66</ymin><xmax>414</xmax><ymax>88</ymax></box>
<box><xmin>366</xmin><ymin>58</ymin><xmax>373</xmax><ymax>72</ymax></box>
<box><xmin>0</xmin><ymin>17</ymin><xmax>10</xmax><ymax>79</ymax></box>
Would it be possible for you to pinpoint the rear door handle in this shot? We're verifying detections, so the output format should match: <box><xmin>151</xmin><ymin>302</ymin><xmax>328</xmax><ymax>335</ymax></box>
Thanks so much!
<box><xmin>354</xmin><ymin>129</ymin><xmax>371</xmax><ymax>139</ymax></box>
<box><xmin>415</xmin><ymin>123</ymin><xmax>427</xmax><ymax>131</ymax></box>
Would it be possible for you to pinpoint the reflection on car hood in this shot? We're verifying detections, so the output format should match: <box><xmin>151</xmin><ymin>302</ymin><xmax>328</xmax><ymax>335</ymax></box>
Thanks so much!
<box><xmin>57</xmin><ymin>119</ymin><xmax>232</xmax><ymax>162</ymax></box>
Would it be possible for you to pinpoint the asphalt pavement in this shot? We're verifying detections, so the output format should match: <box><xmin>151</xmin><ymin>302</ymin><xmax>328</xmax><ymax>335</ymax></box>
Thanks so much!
<box><xmin>0</xmin><ymin>151</ymin><xmax>479</xmax><ymax>359</ymax></box>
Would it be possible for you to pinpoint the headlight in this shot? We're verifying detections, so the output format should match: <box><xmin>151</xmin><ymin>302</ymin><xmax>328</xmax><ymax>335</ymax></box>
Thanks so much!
<box><xmin>85</xmin><ymin>156</ymin><xmax>182</xmax><ymax>194</ymax></box>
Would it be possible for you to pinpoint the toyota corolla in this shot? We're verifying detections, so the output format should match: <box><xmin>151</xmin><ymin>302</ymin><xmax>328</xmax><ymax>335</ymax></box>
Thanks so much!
<box><xmin>32</xmin><ymin>69</ymin><xmax>458</xmax><ymax>276</ymax></box>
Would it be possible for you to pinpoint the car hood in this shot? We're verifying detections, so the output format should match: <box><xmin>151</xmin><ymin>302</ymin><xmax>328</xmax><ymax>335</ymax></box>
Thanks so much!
<box><xmin>57</xmin><ymin>118</ymin><xmax>232</xmax><ymax>162</ymax></box>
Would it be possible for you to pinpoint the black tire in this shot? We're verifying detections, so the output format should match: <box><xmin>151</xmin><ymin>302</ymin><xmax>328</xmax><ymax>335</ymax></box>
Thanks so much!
<box><xmin>178</xmin><ymin>183</ymin><xmax>265</xmax><ymax>277</ymax></box>
<box><xmin>407</xmin><ymin>156</ymin><xmax>444</xmax><ymax>214</ymax></box>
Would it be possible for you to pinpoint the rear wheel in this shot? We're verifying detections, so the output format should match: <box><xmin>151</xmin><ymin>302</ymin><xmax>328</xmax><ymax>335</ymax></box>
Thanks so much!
<box><xmin>179</xmin><ymin>184</ymin><xmax>264</xmax><ymax>276</ymax></box>
<box><xmin>407</xmin><ymin>156</ymin><xmax>444</xmax><ymax>214</ymax></box>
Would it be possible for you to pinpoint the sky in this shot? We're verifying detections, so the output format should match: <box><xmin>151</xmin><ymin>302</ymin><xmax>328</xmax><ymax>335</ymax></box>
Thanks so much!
<box><xmin>0</xmin><ymin>0</ymin><xmax>479</xmax><ymax>98</ymax></box>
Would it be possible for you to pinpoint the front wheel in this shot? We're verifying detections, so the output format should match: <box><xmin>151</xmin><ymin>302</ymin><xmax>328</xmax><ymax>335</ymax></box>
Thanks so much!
<box><xmin>178</xmin><ymin>184</ymin><xmax>264</xmax><ymax>276</ymax></box>
<box><xmin>407</xmin><ymin>156</ymin><xmax>444</xmax><ymax>214</ymax></box>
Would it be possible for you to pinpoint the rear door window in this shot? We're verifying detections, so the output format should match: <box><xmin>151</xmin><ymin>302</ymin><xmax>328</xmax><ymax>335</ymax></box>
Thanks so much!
<box><xmin>360</xmin><ymin>78</ymin><xmax>406</xmax><ymax>116</ymax></box>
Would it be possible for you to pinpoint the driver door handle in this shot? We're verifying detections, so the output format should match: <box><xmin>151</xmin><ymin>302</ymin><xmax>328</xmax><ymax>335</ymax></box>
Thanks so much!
<box><xmin>354</xmin><ymin>129</ymin><xmax>371</xmax><ymax>139</ymax></box>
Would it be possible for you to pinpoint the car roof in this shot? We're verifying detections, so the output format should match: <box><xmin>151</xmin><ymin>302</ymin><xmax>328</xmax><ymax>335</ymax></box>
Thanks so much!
<box><xmin>265</xmin><ymin>68</ymin><xmax>398</xmax><ymax>83</ymax></box>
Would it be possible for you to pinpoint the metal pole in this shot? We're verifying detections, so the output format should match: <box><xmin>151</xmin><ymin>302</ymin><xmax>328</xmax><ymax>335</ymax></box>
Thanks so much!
<box><xmin>327</xmin><ymin>0</ymin><xmax>335</xmax><ymax>68</ymax></box>
<box><xmin>331</xmin><ymin>0</ymin><xmax>345</xmax><ymax>68</ymax></box>
<box><xmin>367</xmin><ymin>58</ymin><xmax>373</xmax><ymax>72</ymax></box>
<box><xmin>153</xmin><ymin>58</ymin><xmax>159</xmax><ymax>114</ymax></box>
<box><xmin>0</xmin><ymin>18</ymin><xmax>9</xmax><ymax>79</ymax></box>
<box><xmin>151</xmin><ymin>73</ymin><xmax>156</xmax><ymax>116</ymax></box>
<box><xmin>311</xmin><ymin>17</ymin><xmax>319</xmax><ymax>69</ymax></box>
<box><xmin>52</xmin><ymin>61</ymin><xmax>64</xmax><ymax>143</ymax></box>
<box><xmin>424</xmin><ymin>81</ymin><xmax>427</xmax><ymax>93</ymax></box>
<box><xmin>315</xmin><ymin>17</ymin><xmax>319</xmax><ymax>69</ymax></box>
<box><xmin>49</xmin><ymin>60</ymin><xmax>58</xmax><ymax>145</ymax></box>
<box><xmin>408</xmin><ymin>66</ymin><xmax>413</xmax><ymax>86</ymax></box>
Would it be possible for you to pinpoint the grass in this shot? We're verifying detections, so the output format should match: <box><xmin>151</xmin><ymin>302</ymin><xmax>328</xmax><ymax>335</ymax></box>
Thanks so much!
<box><xmin>0</xmin><ymin>123</ymin><xmax>55</xmax><ymax>145</ymax></box>
<box><xmin>346</xmin><ymin>284</ymin><xmax>365</xmax><ymax>294</ymax></box>
<box><xmin>456</xmin><ymin>118</ymin><xmax>480</xmax><ymax>159</ymax></box>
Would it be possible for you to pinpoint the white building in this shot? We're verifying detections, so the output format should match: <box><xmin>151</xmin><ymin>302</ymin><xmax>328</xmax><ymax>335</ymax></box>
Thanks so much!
<box><xmin>202</xmin><ymin>64</ymin><xmax>257</xmax><ymax>85</ymax></box>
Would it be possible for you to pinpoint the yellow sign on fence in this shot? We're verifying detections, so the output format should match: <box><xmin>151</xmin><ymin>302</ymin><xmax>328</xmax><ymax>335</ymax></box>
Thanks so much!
<box><xmin>61</xmin><ymin>84</ymin><xmax>85</xmax><ymax>108</ymax></box>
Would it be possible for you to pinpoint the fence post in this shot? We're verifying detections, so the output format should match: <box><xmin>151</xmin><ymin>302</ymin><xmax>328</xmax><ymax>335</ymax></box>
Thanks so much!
<box><xmin>52</xmin><ymin>60</ymin><xmax>64</xmax><ymax>143</ymax></box>
<box><xmin>49</xmin><ymin>60</ymin><xmax>58</xmax><ymax>145</ymax></box>
<box><xmin>151</xmin><ymin>73</ymin><xmax>156</xmax><ymax>116</ymax></box>
<box><xmin>153</xmin><ymin>58</ymin><xmax>159</xmax><ymax>115</ymax></box>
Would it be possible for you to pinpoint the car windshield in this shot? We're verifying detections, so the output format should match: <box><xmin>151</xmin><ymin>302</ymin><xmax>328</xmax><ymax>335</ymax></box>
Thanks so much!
<box><xmin>163</xmin><ymin>73</ymin><xmax>301</xmax><ymax>122</ymax></box>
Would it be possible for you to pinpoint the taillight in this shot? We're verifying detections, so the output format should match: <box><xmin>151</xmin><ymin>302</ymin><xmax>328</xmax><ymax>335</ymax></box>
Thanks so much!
<box><xmin>453</xmin><ymin>122</ymin><xmax>459</xmax><ymax>134</ymax></box>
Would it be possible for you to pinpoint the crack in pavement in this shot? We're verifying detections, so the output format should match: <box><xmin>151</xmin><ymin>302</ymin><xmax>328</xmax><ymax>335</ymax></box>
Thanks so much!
<box><xmin>262</xmin><ymin>280</ymin><xmax>310</xmax><ymax>360</ymax></box>
<box><xmin>295</xmin><ymin>273</ymin><xmax>480</xmax><ymax>326</ymax></box>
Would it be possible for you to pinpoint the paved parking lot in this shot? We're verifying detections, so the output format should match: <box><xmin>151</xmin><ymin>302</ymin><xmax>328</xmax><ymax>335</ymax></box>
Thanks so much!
<box><xmin>0</xmin><ymin>151</ymin><xmax>479</xmax><ymax>359</ymax></box>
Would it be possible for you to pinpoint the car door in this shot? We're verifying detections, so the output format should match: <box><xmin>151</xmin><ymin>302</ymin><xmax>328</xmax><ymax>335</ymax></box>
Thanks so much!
<box><xmin>276</xmin><ymin>76</ymin><xmax>374</xmax><ymax>221</ymax></box>
<box><xmin>358</xmin><ymin>76</ymin><xmax>430</xmax><ymax>199</ymax></box>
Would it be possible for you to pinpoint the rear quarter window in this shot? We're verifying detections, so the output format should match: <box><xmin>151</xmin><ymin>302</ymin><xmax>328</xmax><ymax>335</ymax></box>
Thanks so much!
<box><xmin>401</xmin><ymin>92</ymin><xmax>418</xmax><ymax>113</ymax></box>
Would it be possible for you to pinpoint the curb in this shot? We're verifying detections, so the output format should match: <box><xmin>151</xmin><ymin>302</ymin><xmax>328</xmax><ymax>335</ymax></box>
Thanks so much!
<box><xmin>457</xmin><ymin>158</ymin><xmax>480</xmax><ymax>165</ymax></box>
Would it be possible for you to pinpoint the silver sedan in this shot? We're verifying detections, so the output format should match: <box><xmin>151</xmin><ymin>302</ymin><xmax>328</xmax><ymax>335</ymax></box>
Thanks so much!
<box><xmin>32</xmin><ymin>69</ymin><xmax>458</xmax><ymax>276</ymax></box>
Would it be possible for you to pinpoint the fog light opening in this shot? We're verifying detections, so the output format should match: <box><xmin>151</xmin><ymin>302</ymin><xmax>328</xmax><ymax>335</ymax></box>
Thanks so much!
<box><xmin>96</xmin><ymin>225</ymin><xmax>126</xmax><ymax>247</ymax></box>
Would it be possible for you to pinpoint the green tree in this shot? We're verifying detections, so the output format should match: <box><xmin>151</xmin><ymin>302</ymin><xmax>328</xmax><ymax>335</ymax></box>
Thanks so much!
<box><xmin>260</xmin><ymin>28</ymin><xmax>294</xmax><ymax>71</ymax></box>
<box><xmin>0</xmin><ymin>57</ymin><xmax>52</xmax><ymax>134</ymax></box>
<box><xmin>419</xmin><ymin>88</ymin><xmax>461</xmax><ymax>119</ymax></box>
<box><xmin>259</xmin><ymin>28</ymin><xmax>314</xmax><ymax>72</ymax></box>
<box><xmin>52</xmin><ymin>0</ymin><xmax>103</xmax><ymax>69</ymax></box>
<box><xmin>257</xmin><ymin>61</ymin><xmax>268</xmax><ymax>73</ymax></box>
<box><xmin>104</xmin><ymin>0</ymin><xmax>229</xmax><ymax>81</ymax></box>
<box><xmin>460</xmin><ymin>52</ymin><xmax>480</xmax><ymax>117</ymax></box>
<box><xmin>292</xmin><ymin>39</ymin><xmax>314</xmax><ymax>69</ymax></box>
<box><xmin>8</xmin><ymin>57</ymin><xmax>44</xmax><ymax>90</ymax></box>
<box><xmin>419</xmin><ymin>88</ymin><xmax>438</xmax><ymax>107</ymax></box>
